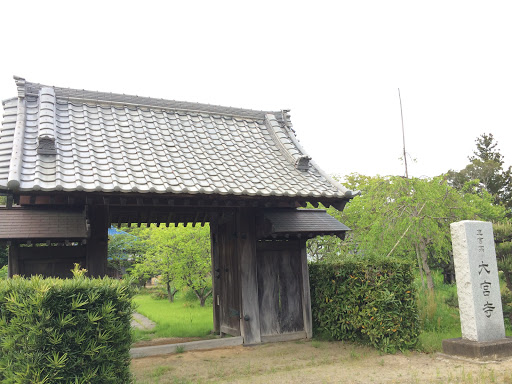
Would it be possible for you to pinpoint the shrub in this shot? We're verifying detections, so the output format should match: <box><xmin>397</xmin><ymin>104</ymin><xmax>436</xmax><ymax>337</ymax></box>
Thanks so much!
<box><xmin>0</xmin><ymin>266</ymin><xmax>135</xmax><ymax>383</ymax></box>
<box><xmin>0</xmin><ymin>265</ymin><xmax>7</xmax><ymax>280</ymax></box>
<box><xmin>309</xmin><ymin>258</ymin><xmax>419</xmax><ymax>353</ymax></box>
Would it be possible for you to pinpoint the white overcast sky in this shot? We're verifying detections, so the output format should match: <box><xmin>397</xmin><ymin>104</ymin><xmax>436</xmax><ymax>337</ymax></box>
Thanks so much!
<box><xmin>1</xmin><ymin>1</ymin><xmax>511</xmax><ymax>180</ymax></box>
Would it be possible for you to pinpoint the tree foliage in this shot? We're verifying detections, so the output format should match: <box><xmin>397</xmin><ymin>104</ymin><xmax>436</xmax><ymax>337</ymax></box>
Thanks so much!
<box><xmin>447</xmin><ymin>133</ymin><xmax>512</xmax><ymax>213</ymax></box>
<box><xmin>494</xmin><ymin>221</ymin><xmax>512</xmax><ymax>292</ymax></box>
<box><xmin>129</xmin><ymin>225</ymin><xmax>212</xmax><ymax>306</ymax></box>
<box><xmin>312</xmin><ymin>174</ymin><xmax>506</xmax><ymax>291</ymax></box>
<box><xmin>0</xmin><ymin>246</ymin><xmax>7</xmax><ymax>269</ymax></box>
<box><xmin>107</xmin><ymin>231</ymin><xmax>141</xmax><ymax>275</ymax></box>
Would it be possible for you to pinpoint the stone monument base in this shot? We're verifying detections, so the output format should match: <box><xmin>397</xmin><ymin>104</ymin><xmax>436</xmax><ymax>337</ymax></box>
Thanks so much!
<box><xmin>442</xmin><ymin>337</ymin><xmax>512</xmax><ymax>360</ymax></box>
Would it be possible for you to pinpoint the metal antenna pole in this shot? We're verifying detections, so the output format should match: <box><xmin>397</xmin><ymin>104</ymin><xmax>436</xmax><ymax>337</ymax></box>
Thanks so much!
<box><xmin>398</xmin><ymin>88</ymin><xmax>409</xmax><ymax>178</ymax></box>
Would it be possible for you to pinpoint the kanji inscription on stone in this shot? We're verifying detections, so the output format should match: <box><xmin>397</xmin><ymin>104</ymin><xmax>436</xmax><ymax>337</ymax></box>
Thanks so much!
<box><xmin>450</xmin><ymin>220</ymin><xmax>505</xmax><ymax>342</ymax></box>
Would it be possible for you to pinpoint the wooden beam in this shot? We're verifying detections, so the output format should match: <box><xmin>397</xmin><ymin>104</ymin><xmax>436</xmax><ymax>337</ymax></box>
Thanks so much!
<box><xmin>6</xmin><ymin>195</ymin><xmax>14</xmax><ymax>208</ymax></box>
<box><xmin>192</xmin><ymin>212</ymin><xmax>200</xmax><ymax>227</ymax></box>
<box><xmin>238</xmin><ymin>208</ymin><xmax>261</xmax><ymax>345</ymax></box>
<box><xmin>86</xmin><ymin>205</ymin><xmax>109</xmax><ymax>277</ymax></box>
<box><xmin>30</xmin><ymin>195</ymin><xmax>36</xmax><ymax>204</ymax></box>
<box><xmin>210</xmin><ymin>221</ymin><xmax>220</xmax><ymax>334</ymax></box>
<box><xmin>166</xmin><ymin>212</ymin><xmax>173</xmax><ymax>227</ymax></box>
<box><xmin>8</xmin><ymin>243</ymin><xmax>20</xmax><ymax>277</ymax></box>
<box><xmin>300</xmin><ymin>239</ymin><xmax>313</xmax><ymax>339</ymax></box>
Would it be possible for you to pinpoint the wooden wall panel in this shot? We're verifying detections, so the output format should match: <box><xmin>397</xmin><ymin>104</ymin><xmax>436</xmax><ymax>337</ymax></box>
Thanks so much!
<box><xmin>238</xmin><ymin>208</ymin><xmax>261</xmax><ymax>344</ymax></box>
<box><xmin>217</xmin><ymin>217</ymin><xmax>241</xmax><ymax>336</ymax></box>
<box><xmin>257</xmin><ymin>249</ymin><xmax>280</xmax><ymax>336</ymax></box>
<box><xmin>12</xmin><ymin>245</ymin><xmax>86</xmax><ymax>278</ymax></box>
<box><xmin>279</xmin><ymin>248</ymin><xmax>304</xmax><ymax>333</ymax></box>
<box><xmin>256</xmin><ymin>240</ymin><xmax>304</xmax><ymax>337</ymax></box>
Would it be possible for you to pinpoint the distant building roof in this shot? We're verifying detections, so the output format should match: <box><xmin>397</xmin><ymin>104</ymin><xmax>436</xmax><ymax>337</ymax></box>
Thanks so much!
<box><xmin>0</xmin><ymin>206</ymin><xmax>88</xmax><ymax>242</ymax></box>
<box><xmin>0</xmin><ymin>77</ymin><xmax>356</xmax><ymax>205</ymax></box>
<box><xmin>108</xmin><ymin>226</ymin><xmax>136</xmax><ymax>237</ymax></box>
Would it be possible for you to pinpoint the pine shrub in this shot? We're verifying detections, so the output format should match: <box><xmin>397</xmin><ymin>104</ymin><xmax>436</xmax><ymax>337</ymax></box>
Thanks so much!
<box><xmin>310</xmin><ymin>258</ymin><xmax>419</xmax><ymax>352</ymax></box>
<box><xmin>0</xmin><ymin>266</ymin><xmax>135</xmax><ymax>383</ymax></box>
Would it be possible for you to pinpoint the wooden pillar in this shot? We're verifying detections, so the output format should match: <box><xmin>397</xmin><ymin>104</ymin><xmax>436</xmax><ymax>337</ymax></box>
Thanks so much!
<box><xmin>300</xmin><ymin>239</ymin><xmax>313</xmax><ymax>339</ymax></box>
<box><xmin>238</xmin><ymin>208</ymin><xmax>261</xmax><ymax>345</ymax></box>
<box><xmin>210</xmin><ymin>219</ymin><xmax>220</xmax><ymax>334</ymax></box>
<box><xmin>86</xmin><ymin>205</ymin><xmax>109</xmax><ymax>277</ymax></box>
<box><xmin>7</xmin><ymin>243</ymin><xmax>20</xmax><ymax>277</ymax></box>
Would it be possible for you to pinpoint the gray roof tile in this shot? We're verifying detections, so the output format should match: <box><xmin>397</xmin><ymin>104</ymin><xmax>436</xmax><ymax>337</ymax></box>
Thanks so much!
<box><xmin>0</xmin><ymin>78</ymin><xmax>356</xmax><ymax>201</ymax></box>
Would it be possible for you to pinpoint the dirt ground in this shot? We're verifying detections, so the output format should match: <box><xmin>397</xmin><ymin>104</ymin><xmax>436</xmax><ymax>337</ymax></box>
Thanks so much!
<box><xmin>131</xmin><ymin>339</ymin><xmax>512</xmax><ymax>383</ymax></box>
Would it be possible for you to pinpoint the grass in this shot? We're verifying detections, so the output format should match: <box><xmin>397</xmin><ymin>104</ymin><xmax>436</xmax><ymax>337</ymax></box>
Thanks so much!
<box><xmin>415</xmin><ymin>269</ymin><xmax>512</xmax><ymax>353</ymax></box>
<box><xmin>132</xmin><ymin>288</ymin><xmax>214</xmax><ymax>341</ymax></box>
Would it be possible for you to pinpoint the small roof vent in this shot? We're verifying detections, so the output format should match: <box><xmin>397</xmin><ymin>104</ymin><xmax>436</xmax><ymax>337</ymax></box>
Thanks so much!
<box><xmin>295</xmin><ymin>155</ymin><xmax>311</xmax><ymax>171</ymax></box>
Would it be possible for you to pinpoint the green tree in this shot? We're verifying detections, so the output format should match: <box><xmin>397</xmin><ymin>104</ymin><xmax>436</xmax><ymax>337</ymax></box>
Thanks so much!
<box><xmin>130</xmin><ymin>225</ymin><xmax>212</xmax><ymax>305</ymax></box>
<box><xmin>494</xmin><ymin>222</ymin><xmax>512</xmax><ymax>291</ymax></box>
<box><xmin>323</xmin><ymin>174</ymin><xmax>506</xmax><ymax>291</ymax></box>
<box><xmin>107</xmin><ymin>230</ymin><xmax>142</xmax><ymax>275</ymax></box>
<box><xmin>134</xmin><ymin>226</ymin><xmax>182</xmax><ymax>302</ymax></box>
<box><xmin>447</xmin><ymin>133</ymin><xmax>512</xmax><ymax>213</ymax></box>
<box><xmin>175</xmin><ymin>225</ymin><xmax>212</xmax><ymax>307</ymax></box>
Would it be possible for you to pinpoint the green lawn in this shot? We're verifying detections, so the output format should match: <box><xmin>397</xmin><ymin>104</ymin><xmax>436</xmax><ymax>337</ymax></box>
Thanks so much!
<box><xmin>415</xmin><ymin>270</ymin><xmax>512</xmax><ymax>353</ymax></box>
<box><xmin>132</xmin><ymin>290</ymin><xmax>214</xmax><ymax>341</ymax></box>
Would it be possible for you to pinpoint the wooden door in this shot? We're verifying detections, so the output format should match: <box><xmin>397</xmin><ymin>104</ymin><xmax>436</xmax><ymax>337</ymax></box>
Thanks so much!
<box><xmin>256</xmin><ymin>240</ymin><xmax>304</xmax><ymax>337</ymax></box>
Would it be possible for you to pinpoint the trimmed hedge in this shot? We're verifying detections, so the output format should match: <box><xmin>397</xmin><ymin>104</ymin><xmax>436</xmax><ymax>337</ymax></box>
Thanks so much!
<box><xmin>0</xmin><ymin>267</ymin><xmax>135</xmax><ymax>383</ymax></box>
<box><xmin>310</xmin><ymin>258</ymin><xmax>419</xmax><ymax>352</ymax></box>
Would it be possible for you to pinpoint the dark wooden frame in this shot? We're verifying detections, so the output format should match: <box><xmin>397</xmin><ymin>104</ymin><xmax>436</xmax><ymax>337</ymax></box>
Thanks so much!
<box><xmin>3</xmin><ymin>190</ymin><xmax>348</xmax><ymax>345</ymax></box>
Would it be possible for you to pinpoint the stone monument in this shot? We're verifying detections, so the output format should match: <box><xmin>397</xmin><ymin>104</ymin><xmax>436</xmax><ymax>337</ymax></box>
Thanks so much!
<box><xmin>443</xmin><ymin>220</ymin><xmax>512</xmax><ymax>359</ymax></box>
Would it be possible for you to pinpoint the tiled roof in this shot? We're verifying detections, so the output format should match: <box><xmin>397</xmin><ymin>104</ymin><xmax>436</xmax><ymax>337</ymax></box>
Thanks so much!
<box><xmin>265</xmin><ymin>209</ymin><xmax>350</xmax><ymax>235</ymax></box>
<box><xmin>0</xmin><ymin>207</ymin><xmax>88</xmax><ymax>241</ymax></box>
<box><xmin>0</xmin><ymin>77</ymin><xmax>356</xmax><ymax>202</ymax></box>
